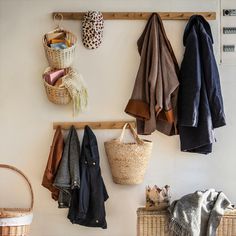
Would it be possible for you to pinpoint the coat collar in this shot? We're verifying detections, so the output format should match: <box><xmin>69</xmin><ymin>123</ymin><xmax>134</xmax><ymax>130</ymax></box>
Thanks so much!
<box><xmin>183</xmin><ymin>15</ymin><xmax>214</xmax><ymax>46</ymax></box>
<box><xmin>81</xmin><ymin>126</ymin><xmax>100</xmax><ymax>164</ymax></box>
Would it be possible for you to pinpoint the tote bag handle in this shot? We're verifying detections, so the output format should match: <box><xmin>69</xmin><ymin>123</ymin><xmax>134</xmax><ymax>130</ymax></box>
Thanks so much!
<box><xmin>118</xmin><ymin>123</ymin><xmax>144</xmax><ymax>145</ymax></box>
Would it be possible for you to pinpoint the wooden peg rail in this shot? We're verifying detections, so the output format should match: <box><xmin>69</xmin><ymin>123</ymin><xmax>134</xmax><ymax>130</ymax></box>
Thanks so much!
<box><xmin>53</xmin><ymin>12</ymin><xmax>216</xmax><ymax>21</ymax></box>
<box><xmin>53</xmin><ymin>121</ymin><xmax>136</xmax><ymax>130</ymax></box>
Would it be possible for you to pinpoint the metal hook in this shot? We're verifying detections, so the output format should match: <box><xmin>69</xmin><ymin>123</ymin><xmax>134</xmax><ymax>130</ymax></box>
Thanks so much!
<box><xmin>139</xmin><ymin>13</ymin><xmax>143</xmax><ymax>17</ymax></box>
<box><xmin>53</xmin><ymin>13</ymin><xmax>63</xmax><ymax>29</ymax></box>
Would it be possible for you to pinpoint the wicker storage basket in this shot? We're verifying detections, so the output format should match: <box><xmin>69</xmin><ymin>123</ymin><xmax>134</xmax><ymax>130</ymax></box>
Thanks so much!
<box><xmin>0</xmin><ymin>164</ymin><xmax>34</xmax><ymax>236</ymax></box>
<box><xmin>43</xmin><ymin>67</ymin><xmax>72</xmax><ymax>105</ymax></box>
<box><xmin>137</xmin><ymin>207</ymin><xmax>236</xmax><ymax>236</ymax></box>
<box><xmin>137</xmin><ymin>208</ymin><xmax>169</xmax><ymax>236</ymax></box>
<box><xmin>104</xmin><ymin>123</ymin><xmax>152</xmax><ymax>185</ymax></box>
<box><xmin>43</xmin><ymin>28</ymin><xmax>77</xmax><ymax>69</ymax></box>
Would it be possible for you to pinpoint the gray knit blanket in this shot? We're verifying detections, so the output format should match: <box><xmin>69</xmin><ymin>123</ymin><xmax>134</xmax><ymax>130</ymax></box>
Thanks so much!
<box><xmin>169</xmin><ymin>189</ymin><xmax>232</xmax><ymax>236</ymax></box>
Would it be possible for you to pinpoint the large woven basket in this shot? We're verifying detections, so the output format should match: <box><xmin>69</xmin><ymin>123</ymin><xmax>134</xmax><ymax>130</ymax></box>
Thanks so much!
<box><xmin>137</xmin><ymin>208</ymin><xmax>236</xmax><ymax>236</ymax></box>
<box><xmin>43</xmin><ymin>28</ymin><xmax>77</xmax><ymax>69</ymax></box>
<box><xmin>0</xmin><ymin>164</ymin><xmax>34</xmax><ymax>236</ymax></box>
<box><xmin>43</xmin><ymin>67</ymin><xmax>72</xmax><ymax>105</ymax></box>
<box><xmin>104</xmin><ymin>123</ymin><xmax>152</xmax><ymax>185</ymax></box>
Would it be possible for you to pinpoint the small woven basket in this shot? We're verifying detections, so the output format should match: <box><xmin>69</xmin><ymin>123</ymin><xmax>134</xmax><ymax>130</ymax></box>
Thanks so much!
<box><xmin>43</xmin><ymin>67</ymin><xmax>72</xmax><ymax>105</ymax></box>
<box><xmin>104</xmin><ymin>123</ymin><xmax>152</xmax><ymax>185</ymax></box>
<box><xmin>43</xmin><ymin>28</ymin><xmax>77</xmax><ymax>69</ymax></box>
<box><xmin>0</xmin><ymin>164</ymin><xmax>34</xmax><ymax>236</ymax></box>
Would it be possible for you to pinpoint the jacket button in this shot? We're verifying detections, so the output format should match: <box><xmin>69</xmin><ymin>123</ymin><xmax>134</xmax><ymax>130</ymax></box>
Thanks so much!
<box><xmin>96</xmin><ymin>220</ymin><xmax>99</xmax><ymax>223</ymax></box>
<box><xmin>85</xmin><ymin>161</ymin><xmax>87</xmax><ymax>164</ymax></box>
<box><xmin>93</xmin><ymin>162</ymin><xmax>96</xmax><ymax>165</ymax></box>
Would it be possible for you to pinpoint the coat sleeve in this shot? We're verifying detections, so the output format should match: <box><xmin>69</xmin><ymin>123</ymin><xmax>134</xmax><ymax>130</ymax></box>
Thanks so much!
<box><xmin>200</xmin><ymin>35</ymin><xmax>226</xmax><ymax>128</ymax></box>
<box><xmin>102</xmin><ymin>178</ymin><xmax>109</xmax><ymax>201</ymax></box>
<box><xmin>158</xmin><ymin>34</ymin><xmax>179</xmax><ymax>123</ymax></box>
<box><xmin>179</xmin><ymin>29</ymin><xmax>201</xmax><ymax>127</ymax></box>
<box><xmin>78</xmin><ymin>169</ymin><xmax>90</xmax><ymax>219</ymax></box>
<box><xmin>124</xmin><ymin>48</ymin><xmax>151</xmax><ymax>121</ymax></box>
<box><xmin>125</xmin><ymin>20</ymin><xmax>153</xmax><ymax>121</ymax></box>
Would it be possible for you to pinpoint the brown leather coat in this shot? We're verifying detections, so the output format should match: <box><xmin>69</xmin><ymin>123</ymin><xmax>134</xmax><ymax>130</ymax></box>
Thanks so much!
<box><xmin>42</xmin><ymin>126</ymin><xmax>64</xmax><ymax>200</ymax></box>
<box><xmin>125</xmin><ymin>13</ymin><xmax>179</xmax><ymax>136</ymax></box>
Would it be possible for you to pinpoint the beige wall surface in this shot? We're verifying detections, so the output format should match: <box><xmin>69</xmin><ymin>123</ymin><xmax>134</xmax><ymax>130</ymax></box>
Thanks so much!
<box><xmin>0</xmin><ymin>1</ymin><xmax>235</xmax><ymax>236</ymax></box>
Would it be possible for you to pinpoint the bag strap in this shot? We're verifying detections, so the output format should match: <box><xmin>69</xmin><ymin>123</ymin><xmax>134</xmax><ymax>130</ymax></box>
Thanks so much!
<box><xmin>0</xmin><ymin>164</ymin><xmax>34</xmax><ymax>211</ymax></box>
<box><xmin>118</xmin><ymin>123</ymin><xmax>144</xmax><ymax>144</ymax></box>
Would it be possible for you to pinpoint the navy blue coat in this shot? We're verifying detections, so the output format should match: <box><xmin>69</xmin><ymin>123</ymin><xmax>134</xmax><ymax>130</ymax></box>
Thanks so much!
<box><xmin>68</xmin><ymin>126</ymin><xmax>109</xmax><ymax>229</ymax></box>
<box><xmin>178</xmin><ymin>15</ymin><xmax>226</xmax><ymax>154</ymax></box>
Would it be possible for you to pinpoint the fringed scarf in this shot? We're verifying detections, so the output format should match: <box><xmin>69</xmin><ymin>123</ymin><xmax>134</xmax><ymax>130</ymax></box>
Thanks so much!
<box><xmin>61</xmin><ymin>71</ymin><xmax>88</xmax><ymax>116</ymax></box>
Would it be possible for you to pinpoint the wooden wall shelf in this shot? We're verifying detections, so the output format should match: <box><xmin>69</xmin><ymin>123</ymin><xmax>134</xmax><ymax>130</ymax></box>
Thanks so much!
<box><xmin>53</xmin><ymin>12</ymin><xmax>216</xmax><ymax>21</ymax></box>
<box><xmin>53</xmin><ymin>121</ymin><xmax>136</xmax><ymax>130</ymax></box>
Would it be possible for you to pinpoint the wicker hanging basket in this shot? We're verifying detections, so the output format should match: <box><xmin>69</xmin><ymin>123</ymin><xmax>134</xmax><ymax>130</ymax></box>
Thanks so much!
<box><xmin>43</xmin><ymin>67</ymin><xmax>72</xmax><ymax>105</ymax></box>
<box><xmin>43</xmin><ymin>28</ymin><xmax>77</xmax><ymax>69</ymax></box>
<box><xmin>104</xmin><ymin>123</ymin><xmax>152</xmax><ymax>185</ymax></box>
<box><xmin>0</xmin><ymin>164</ymin><xmax>34</xmax><ymax>236</ymax></box>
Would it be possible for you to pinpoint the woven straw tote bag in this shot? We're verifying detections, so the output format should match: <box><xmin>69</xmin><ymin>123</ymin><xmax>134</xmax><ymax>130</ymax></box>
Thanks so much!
<box><xmin>0</xmin><ymin>164</ymin><xmax>34</xmax><ymax>236</ymax></box>
<box><xmin>104</xmin><ymin>123</ymin><xmax>152</xmax><ymax>185</ymax></box>
<box><xmin>43</xmin><ymin>67</ymin><xmax>72</xmax><ymax>105</ymax></box>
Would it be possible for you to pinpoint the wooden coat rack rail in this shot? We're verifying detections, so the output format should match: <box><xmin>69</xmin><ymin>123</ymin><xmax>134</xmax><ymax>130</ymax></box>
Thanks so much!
<box><xmin>53</xmin><ymin>121</ymin><xmax>136</xmax><ymax>130</ymax></box>
<box><xmin>52</xmin><ymin>12</ymin><xmax>216</xmax><ymax>21</ymax></box>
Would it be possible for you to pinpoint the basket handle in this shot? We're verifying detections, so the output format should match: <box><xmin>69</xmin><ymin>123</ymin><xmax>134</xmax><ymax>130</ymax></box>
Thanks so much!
<box><xmin>118</xmin><ymin>123</ymin><xmax>144</xmax><ymax>144</ymax></box>
<box><xmin>0</xmin><ymin>164</ymin><xmax>34</xmax><ymax>211</ymax></box>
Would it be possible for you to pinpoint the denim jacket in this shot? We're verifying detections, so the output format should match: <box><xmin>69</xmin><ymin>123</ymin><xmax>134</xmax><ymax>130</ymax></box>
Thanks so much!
<box><xmin>68</xmin><ymin>126</ymin><xmax>109</xmax><ymax>229</ymax></box>
<box><xmin>54</xmin><ymin>126</ymin><xmax>80</xmax><ymax>208</ymax></box>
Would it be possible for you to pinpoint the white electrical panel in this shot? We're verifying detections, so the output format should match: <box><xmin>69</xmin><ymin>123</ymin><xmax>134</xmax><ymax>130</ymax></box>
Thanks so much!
<box><xmin>221</xmin><ymin>0</ymin><xmax>236</xmax><ymax>64</ymax></box>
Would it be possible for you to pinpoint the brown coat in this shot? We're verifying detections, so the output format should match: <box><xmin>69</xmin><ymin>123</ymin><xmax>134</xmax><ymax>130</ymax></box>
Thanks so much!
<box><xmin>125</xmin><ymin>13</ymin><xmax>179</xmax><ymax>135</ymax></box>
<box><xmin>42</xmin><ymin>126</ymin><xmax>64</xmax><ymax>200</ymax></box>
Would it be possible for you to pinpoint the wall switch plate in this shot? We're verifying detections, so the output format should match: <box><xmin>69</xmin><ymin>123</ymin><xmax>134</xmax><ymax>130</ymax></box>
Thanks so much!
<box><xmin>223</xmin><ymin>27</ymin><xmax>236</xmax><ymax>34</ymax></box>
<box><xmin>223</xmin><ymin>9</ymin><xmax>236</xmax><ymax>16</ymax></box>
<box><xmin>223</xmin><ymin>45</ymin><xmax>235</xmax><ymax>52</ymax></box>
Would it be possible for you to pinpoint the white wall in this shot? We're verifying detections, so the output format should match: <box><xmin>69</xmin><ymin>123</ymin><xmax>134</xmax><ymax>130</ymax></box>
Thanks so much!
<box><xmin>0</xmin><ymin>1</ymin><xmax>235</xmax><ymax>236</ymax></box>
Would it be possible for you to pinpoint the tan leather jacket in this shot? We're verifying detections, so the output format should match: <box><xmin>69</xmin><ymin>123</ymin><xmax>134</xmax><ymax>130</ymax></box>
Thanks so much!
<box><xmin>42</xmin><ymin>126</ymin><xmax>64</xmax><ymax>200</ymax></box>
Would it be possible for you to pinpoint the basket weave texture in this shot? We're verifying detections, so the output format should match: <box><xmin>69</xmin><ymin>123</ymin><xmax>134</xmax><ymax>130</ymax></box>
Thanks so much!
<box><xmin>104</xmin><ymin>123</ymin><xmax>152</xmax><ymax>185</ymax></box>
<box><xmin>43</xmin><ymin>28</ymin><xmax>77</xmax><ymax>69</ymax></box>
<box><xmin>0</xmin><ymin>225</ymin><xmax>30</xmax><ymax>236</ymax></box>
<box><xmin>0</xmin><ymin>164</ymin><xmax>34</xmax><ymax>236</ymax></box>
<box><xmin>137</xmin><ymin>208</ymin><xmax>236</xmax><ymax>236</ymax></box>
<box><xmin>43</xmin><ymin>67</ymin><xmax>72</xmax><ymax>105</ymax></box>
